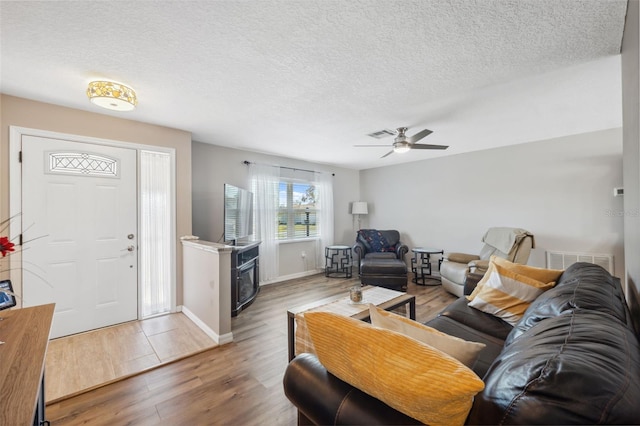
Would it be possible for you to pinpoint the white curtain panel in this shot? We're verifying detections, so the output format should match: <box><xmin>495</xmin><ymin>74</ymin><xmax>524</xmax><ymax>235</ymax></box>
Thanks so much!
<box><xmin>140</xmin><ymin>150</ymin><xmax>172</xmax><ymax>317</ymax></box>
<box><xmin>249</xmin><ymin>163</ymin><xmax>280</xmax><ymax>282</ymax></box>
<box><xmin>315</xmin><ymin>172</ymin><xmax>334</xmax><ymax>269</ymax></box>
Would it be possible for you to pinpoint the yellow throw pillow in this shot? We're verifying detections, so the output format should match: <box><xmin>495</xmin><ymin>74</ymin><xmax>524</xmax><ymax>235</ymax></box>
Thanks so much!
<box><xmin>368</xmin><ymin>304</ymin><xmax>485</xmax><ymax>368</ymax></box>
<box><xmin>468</xmin><ymin>256</ymin><xmax>563</xmax><ymax>301</ymax></box>
<box><xmin>305</xmin><ymin>311</ymin><xmax>484</xmax><ymax>426</ymax></box>
<box><xmin>468</xmin><ymin>263</ymin><xmax>556</xmax><ymax>325</ymax></box>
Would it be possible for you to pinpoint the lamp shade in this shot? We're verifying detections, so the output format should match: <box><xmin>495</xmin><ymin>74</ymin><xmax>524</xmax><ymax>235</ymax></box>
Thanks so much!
<box><xmin>87</xmin><ymin>80</ymin><xmax>137</xmax><ymax>111</ymax></box>
<box><xmin>352</xmin><ymin>202</ymin><xmax>368</xmax><ymax>215</ymax></box>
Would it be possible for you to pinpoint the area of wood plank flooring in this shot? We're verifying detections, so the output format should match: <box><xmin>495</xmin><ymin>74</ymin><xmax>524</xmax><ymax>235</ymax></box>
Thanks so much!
<box><xmin>46</xmin><ymin>312</ymin><xmax>218</xmax><ymax>402</ymax></box>
<box><xmin>47</xmin><ymin>273</ymin><xmax>456</xmax><ymax>425</ymax></box>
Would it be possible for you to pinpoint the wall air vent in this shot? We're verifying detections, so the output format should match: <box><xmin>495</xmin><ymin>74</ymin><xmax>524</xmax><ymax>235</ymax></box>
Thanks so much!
<box><xmin>367</xmin><ymin>129</ymin><xmax>396</xmax><ymax>139</ymax></box>
<box><xmin>546</xmin><ymin>251</ymin><xmax>614</xmax><ymax>275</ymax></box>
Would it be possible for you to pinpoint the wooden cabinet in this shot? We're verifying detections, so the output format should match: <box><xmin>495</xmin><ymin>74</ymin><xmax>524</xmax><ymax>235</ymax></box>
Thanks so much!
<box><xmin>0</xmin><ymin>303</ymin><xmax>55</xmax><ymax>425</ymax></box>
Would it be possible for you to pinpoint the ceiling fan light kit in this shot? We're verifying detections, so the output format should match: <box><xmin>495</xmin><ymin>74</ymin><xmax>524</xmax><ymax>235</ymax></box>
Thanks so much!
<box><xmin>393</xmin><ymin>142</ymin><xmax>411</xmax><ymax>153</ymax></box>
<box><xmin>87</xmin><ymin>80</ymin><xmax>138</xmax><ymax>111</ymax></box>
<box><xmin>354</xmin><ymin>126</ymin><xmax>448</xmax><ymax>158</ymax></box>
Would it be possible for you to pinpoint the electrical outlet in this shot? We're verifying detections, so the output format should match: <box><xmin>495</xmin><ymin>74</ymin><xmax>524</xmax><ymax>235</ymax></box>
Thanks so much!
<box><xmin>301</xmin><ymin>251</ymin><xmax>306</xmax><ymax>258</ymax></box>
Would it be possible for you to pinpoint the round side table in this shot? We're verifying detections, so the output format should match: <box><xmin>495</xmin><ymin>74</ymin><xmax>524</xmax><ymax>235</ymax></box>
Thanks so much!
<box><xmin>411</xmin><ymin>247</ymin><xmax>444</xmax><ymax>286</ymax></box>
<box><xmin>325</xmin><ymin>245</ymin><xmax>352</xmax><ymax>278</ymax></box>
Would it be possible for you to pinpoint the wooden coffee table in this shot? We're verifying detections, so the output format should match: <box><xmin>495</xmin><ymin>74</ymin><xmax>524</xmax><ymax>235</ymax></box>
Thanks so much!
<box><xmin>287</xmin><ymin>286</ymin><xmax>416</xmax><ymax>361</ymax></box>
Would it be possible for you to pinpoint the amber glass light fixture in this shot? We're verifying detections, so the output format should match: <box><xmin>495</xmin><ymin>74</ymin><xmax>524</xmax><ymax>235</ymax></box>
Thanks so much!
<box><xmin>87</xmin><ymin>80</ymin><xmax>137</xmax><ymax>111</ymax></box>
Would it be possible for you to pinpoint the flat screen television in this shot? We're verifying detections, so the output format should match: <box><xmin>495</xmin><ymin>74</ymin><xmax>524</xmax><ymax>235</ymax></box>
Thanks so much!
<box><xmin>224</xmin><ymin>184</ymin><xmax>254</xmax><ymax>244</ymax></box>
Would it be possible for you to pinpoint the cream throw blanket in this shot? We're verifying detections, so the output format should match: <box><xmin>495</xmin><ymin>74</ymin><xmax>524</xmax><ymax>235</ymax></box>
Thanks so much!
<box><xmin>482</xmin><ymin>227</ymin><xmax>534</xmax><ymax>255</ymax></box>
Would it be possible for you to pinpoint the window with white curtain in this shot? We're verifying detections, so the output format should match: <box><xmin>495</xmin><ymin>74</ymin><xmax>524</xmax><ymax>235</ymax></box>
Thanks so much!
<box><xmin>250</xmin><ymin>163</ymin><xmax>334</xmax><ymax>282</ymax></box>
<box><xmin>139</xmin><ymin>150</ymin><xmax>173</xmax><ymax>317</ymax></box>
<box><xmin>277</xmin><ymin>181</ymin><xmax>318</xmax><ymax>240</ymax></box>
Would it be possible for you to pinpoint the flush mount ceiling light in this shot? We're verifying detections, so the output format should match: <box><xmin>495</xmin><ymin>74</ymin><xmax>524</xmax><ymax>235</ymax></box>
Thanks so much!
<box><xmin>86</xmin><ymin>80</ymin><xmax>137</xmax><ymax>111</ymax></box>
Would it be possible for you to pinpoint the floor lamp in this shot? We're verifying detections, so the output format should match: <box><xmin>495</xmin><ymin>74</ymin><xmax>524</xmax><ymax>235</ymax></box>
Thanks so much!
<box><xmin>351</xmin><ymin>201</ymin><xmax>368</xmax><ymax>230</ymax></box>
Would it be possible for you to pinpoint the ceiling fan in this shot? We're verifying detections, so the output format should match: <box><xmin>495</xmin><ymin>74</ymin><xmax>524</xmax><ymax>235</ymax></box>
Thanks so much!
<box><xmin>355</xmin><ymin>127</ymin><xmax>449</xmax><ymax>158</ymax></box>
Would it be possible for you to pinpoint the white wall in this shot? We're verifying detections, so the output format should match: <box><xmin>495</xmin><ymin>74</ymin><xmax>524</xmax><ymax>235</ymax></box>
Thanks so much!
<box><xmin>360</xmin><ymin>128</ymin><xmax>624</xmax><ymax>276</ymax></box>
<box><xmin>622</xmin><ymin>0</ymin><xmax>640</xmax><ymax>317</ymax></box>
<box><xmin>191</xmin><ymin>142</ymin><xmax>360</xmax><ymax>283</ymax></box>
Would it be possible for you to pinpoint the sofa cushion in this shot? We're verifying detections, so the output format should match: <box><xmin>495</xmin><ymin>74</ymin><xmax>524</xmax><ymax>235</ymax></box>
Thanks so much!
<box><xmin>438</xmin><ymin>297</ymin><xmax>513</xmax><ymax>341</ymax></box>
<box><xmin>369</xmin><ymin>305</ymin><xmax>485</xmax><ymax>368</ymax></box>
<box><xmin>364</xmin><ymin>252</ymin><xmax>398</xmax><ymax>260</ymax></box>
<box><xmin>468</xmin><ymin>256</ymin><xmax>562</xmax><ymax>301</ymax></box>
<box><xmin>506</xmin><ymin>262</ymin><xmax>632</xmax><ymax>345</ymax></box>
<box><xmin>304</xmin><ymin>311</ymin><xmax>485</xmax><ymax>426</ymax></box>
<box><xmin>468</xmin><ymin>263</ymin><xmax>556</xmax><ymax>326</ymax></box>
<box><xmin>424</xmin><ymin>315</ymin><xmax>505</xmax><ymax>379</ymax></box>
<box><xmin>468</xmin><ymin>310</ymin><xmax>640</xmax><ymax>425</ymax></box>
<box><xmin>360</xmin><ymin>258</ymin><xmax>407</xmax><ymax>275</ymax></box>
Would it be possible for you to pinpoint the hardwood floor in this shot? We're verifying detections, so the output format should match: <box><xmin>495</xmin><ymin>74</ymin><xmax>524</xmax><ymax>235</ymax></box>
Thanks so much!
<box><xmin>46</xmin><ymin>273</ymin><xmax>456</xmax><ymax>425</ymax></box>
<box><xmin>46</xmin><ymin>313</ymin><xmax>217</xmax><ymax>403</ymax></box>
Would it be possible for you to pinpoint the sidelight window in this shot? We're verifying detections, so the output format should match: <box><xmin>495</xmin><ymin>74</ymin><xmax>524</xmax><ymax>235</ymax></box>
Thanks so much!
<box><xmin>139</xmin><ymin>150</ymin><xmax>174</xmax><ymax>317</ymax></box>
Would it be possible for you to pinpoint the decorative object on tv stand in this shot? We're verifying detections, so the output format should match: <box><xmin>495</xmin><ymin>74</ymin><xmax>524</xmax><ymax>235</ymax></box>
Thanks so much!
<box><xmin>351</xmin><ymin>201</ymin><xmax>368</xmax><ymax>229</ymax></box>
<box><xmin>87</xmin><ymin>80</ymin><xmax>138</xmax><ymax>111</ymax></box>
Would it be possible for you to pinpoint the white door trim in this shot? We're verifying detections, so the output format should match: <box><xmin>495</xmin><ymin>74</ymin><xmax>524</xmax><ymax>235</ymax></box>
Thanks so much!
<box><xmin>9</xmin><ymin>126</ymin><xmax>177</xmax><ymax>315</ymax></box>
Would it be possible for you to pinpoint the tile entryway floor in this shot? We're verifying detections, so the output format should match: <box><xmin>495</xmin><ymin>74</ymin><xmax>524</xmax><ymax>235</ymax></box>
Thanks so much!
<box><xmin>45</xmin><ymin>312</ymin><xmax>217</xmax><ymax>402</ymax></box>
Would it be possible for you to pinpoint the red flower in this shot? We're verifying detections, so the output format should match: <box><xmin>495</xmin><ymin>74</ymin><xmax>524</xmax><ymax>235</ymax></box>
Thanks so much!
<box><xmin>0</xmin><ymin>236</ymin><xmax>15</xmax><ymax>257</ymax></box>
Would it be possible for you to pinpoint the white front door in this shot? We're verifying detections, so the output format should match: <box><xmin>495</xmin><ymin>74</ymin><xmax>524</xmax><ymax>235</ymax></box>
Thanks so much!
<box><xmin>21</xmin><ymin>135</ymin><xmax>138</xmax><ymax>338</ymax></box>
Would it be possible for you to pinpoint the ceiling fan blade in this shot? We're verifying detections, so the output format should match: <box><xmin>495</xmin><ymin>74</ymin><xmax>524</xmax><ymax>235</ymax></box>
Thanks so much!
<box><xmin>409</xmin><ymin>143</ymin><xmax>449</xmax><ymax>150</ymax></box>
<box><xmin>354</xmin><ymin>144</ymin><xmax>392</xmax><ymax>147</ymax></box>
<box><xmin>381</xmin><ymin>150</ymin><xmax>395</xmax><ymax>158</ymax></box>
<box><xmin>406</xmin><ymin>128</ymin><xmax>433</xmax><ymax>143</ymax></box>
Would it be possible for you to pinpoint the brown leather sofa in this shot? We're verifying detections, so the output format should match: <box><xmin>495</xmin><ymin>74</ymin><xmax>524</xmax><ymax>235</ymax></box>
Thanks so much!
<box><xmin>283</xmin><ymin>263</ymin><xmax>640</xmax><ymax>424</ymax></box>
<box><xmin>352</xmin><ymin>229</ymin><xmax>408</xmax><ymax>291</ymax></box>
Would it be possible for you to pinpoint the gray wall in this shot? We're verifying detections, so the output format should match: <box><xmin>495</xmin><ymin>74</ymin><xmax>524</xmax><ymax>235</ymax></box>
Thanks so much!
<box><xmin>622</xmin><ymin>0</ymin><xmax>640</xmax><ymax>315</ymax></box>
<box><xmin>191</xmin><ymin>142</ymin><xmax>360</xmax><ymax>283</ymax></box>
<box><xmin>360</xmin><ymin>128</ymin><xmax>624</xmax><ymax>275</ymax></box>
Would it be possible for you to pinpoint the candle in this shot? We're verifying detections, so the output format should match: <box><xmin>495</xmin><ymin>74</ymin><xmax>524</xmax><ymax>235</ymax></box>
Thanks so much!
<box><xmin>350</xmin><ymin>286</ymin><xmax>363</xmax><ymax>303</ymax></box>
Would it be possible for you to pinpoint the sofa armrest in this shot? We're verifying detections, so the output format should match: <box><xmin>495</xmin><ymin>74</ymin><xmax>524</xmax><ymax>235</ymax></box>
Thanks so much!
<box><xmin>283</xmin><ymin>353</ymin><xmax>421</xmax><ymax>425</ymax></box>
<box><xmin>446</xmin><ymin>252</ymin><xmax>480</xmax><ymax>264</ymax></box>
<box><xmin>353</xmin><ymin>242</ymin><xmax>366</xmax><ymax>274</ymax></box>
<box><xmin>468</xmin><ymin>259</ymin><xmax>490</xmax><ymax>274</ymax></box>
<box><xmin>396</xmin><ymin>243</ymin><xmax>409</xmax><ymax>259</ymax></box>
<box><xmin>353</xmin><ymin>242</ymin><xmax>366</xmax><ymax>261</ymax></box>
<box><xmin>464</xmin><ymin>272</ymin><xmax>485</xmax><ymax>296</ymax></box>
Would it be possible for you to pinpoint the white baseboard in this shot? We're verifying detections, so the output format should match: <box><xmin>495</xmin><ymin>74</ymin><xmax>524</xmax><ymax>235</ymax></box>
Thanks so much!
<box><xmin>261</xmin><ymin>268</ymin><xmax>323</xmax><ymax>286</ymax></box>
<box><xmin>180</xmin><ymin>305</ymin><xmax>234</xmax><ymax>345</ymax></box>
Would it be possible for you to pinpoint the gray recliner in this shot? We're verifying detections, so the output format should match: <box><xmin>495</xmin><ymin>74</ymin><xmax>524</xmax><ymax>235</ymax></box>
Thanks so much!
<box><xmin>353</xmin><ymin>229</ymin><xmax>409</xmax><ymax>291</ymax></box>
<box><xmin>440</xmin><ymin>227</ymin><xmax>535</xmax><ymax>297</ymax></box>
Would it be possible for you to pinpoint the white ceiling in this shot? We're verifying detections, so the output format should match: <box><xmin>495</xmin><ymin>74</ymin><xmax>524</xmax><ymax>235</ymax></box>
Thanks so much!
<box><xmin>0</xmin><ymin>0</ymin><xmax>628</xmax><ymax>170</ymax></box>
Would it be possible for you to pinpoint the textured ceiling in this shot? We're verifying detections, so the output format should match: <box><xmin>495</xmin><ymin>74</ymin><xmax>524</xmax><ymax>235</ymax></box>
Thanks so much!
<box><xmin>0</xmin><ymin>0</ymin><xmax>628</xmax><ymax>170</ymax></box>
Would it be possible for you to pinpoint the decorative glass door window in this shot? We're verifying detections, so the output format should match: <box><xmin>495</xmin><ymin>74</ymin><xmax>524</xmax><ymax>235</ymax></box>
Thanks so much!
<box><xmin>48</xmin><ymin>152</ymin><xmax>119</xmax><ymax>177</ymax></box>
